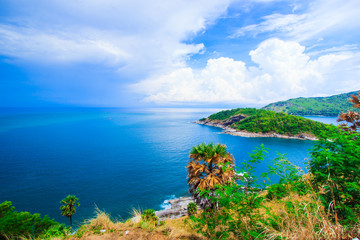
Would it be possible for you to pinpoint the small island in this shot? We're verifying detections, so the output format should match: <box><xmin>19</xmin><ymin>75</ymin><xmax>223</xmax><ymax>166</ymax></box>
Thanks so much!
<box><xmin>195</xmin><ymin>108</ymin><xmax>332</xmax><ymax>140</ymax></box>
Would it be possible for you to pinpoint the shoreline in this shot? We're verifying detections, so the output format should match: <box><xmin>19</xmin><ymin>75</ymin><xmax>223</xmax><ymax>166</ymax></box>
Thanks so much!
<box><xmin>193</xmin><ymin>120</ymin><xmax>317</xmax><ymax>141</ymax></box>
<box><xmin>131</xmin><ymin>197</ymin><xmax>196</xmax><ymax>222</ymax></box>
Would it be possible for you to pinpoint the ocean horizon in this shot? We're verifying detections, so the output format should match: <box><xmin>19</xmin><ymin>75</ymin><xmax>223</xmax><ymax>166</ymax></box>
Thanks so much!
<box><xmin>0</xmin><ymin>107</ymin><xmax>337</xmax><ymax>226</ymax></box>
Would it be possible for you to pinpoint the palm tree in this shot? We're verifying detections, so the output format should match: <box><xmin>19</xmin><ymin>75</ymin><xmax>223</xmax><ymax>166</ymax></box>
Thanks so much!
<box><xmin>60</xmin><ymin>195</ymin><xmax>80</xmax><ymax>227</ymax></box>
<box><xmin>186</xmin><ymin>143</ymin><xmax>235</xmax><ymax>209</ymax></box>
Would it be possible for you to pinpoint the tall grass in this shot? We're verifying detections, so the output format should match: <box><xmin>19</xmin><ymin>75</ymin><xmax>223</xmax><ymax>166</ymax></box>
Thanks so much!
<box><xmin>260</xmin><ymin>192</ymin><xmax>344</xmax><ymax>240</ymax></box>
<box><xmin>75</xmin><ymin>207</ymin><xmax>122</xmax><ymax>238</ymax></box>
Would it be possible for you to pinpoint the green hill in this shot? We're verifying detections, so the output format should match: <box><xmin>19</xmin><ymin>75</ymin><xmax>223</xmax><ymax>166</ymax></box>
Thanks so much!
<box><xmin>201</xmin><ymin>108</ymin><xmax>331</xmax><ymax>138</ymax></box>
<box><xmin>262</xmin><ymin>91</ymin><xmax>360</xmax><ymax>116</ymax></box>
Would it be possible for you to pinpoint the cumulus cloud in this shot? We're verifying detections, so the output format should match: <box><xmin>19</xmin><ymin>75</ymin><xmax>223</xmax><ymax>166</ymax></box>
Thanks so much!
<box><xmin>134</xmin><ymin>38</ymin><xmax>360</xmax><ymax>104</ymax></box>
<box><xmin>232</xmin><ymin>0</ymin><xmax>360</xmax><ymax>43</ymax></box>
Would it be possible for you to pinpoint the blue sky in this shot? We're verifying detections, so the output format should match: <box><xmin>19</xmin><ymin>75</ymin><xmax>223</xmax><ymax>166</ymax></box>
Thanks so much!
<box><xmin>1</xmin><ymin>0</ymin><xmax>360</xmax><ymax>107</ymax></box>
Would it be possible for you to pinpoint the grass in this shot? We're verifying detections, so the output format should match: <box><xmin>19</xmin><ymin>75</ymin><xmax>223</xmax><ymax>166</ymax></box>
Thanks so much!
<box><xmin>260</xmin><ymin>192</ymin><xmax>343</xmax><ymax>240</ymax></box>
<box><xmin>129</xmin><ymin>207</ymin><xmax>142</xmax><ymax>223</ymax></box>
<box><xmin>9</xmin><ymin>192</ymin><xmax>354</xmax><ymax>240</ymax></box>
<box><xmin>67</xmin><ymin>207</ymin><xmax>204</xmax><ymax>240</ymax></box>
<box><xmin>26</xmin><ymin>178</ymin><xmax>358</xmax><ymax>240</ymax></box>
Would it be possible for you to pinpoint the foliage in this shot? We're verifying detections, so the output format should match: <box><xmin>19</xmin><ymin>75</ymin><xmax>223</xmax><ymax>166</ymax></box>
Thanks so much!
<box><xmin>60</xmin><ymin>194</ymin><xmax>80</xmax><ymax>227</ymax></box>
<box><xmin>0</xmin><ymin>201</ymin><xmax>68</xmax><ymax>240</ymax></box>
<box><xmin>207</xmin><ymin>108</ymin><xmax>259</xmax><ymax>120</ymax></box>
<box><xmin>190</xmin><ymin>145</ymin><xmax>269</xmax><ymax>239</ymax></box>
<box><xmin>232</xmin><ymin>110</ymin><xmax>330</xmax><ymax>136</ymax></box>
<box><xmin>39</xmin><ymin>223</ymin><xmax>70</xmax><ymax>239</ymax></box>
<box><xmin>187</xmin><ymin>202</ymin><xmax>197</xmax><ymax>216</ymax></box>
<box><xmin>187</xmin><ymin>143</ymin><xmax>235</xmax><ymax>209</ymax></box>
<box><xmin>189</xmin><ymin>143</ymin><xmax>353</xmax><ymax>239</ymax></box>
<box><xmin>262</xmin><ymin>90</ymin><xmax>360</xmax><ymax>116</ymax></box>
<box><xmin>263</xmin><ymin>153</ymin><xmax>310</xmax><ymax>200</ymax></box>
<box><xmin>141</xmin><ymin>209</ymin><xmax>158</xmax><ymax>223</ymax></box>
<box><xmin>203</xmin><ymin>108</ymin><xmax>331</xmax><ymax>137</ymax></box>
<box><xmin>139</xmin><ymin>209</ymin><xmax>159</xmax><ymax>230</ymax></box>
<box><xmin>310</xmin><ymin>127</ymin><xmax>360</xmax><ymax>224</ymax></box>
<box><xmin>337</xmin><ymin>92</ymin><xmax>360</xmax><ymax>131</ymax></box>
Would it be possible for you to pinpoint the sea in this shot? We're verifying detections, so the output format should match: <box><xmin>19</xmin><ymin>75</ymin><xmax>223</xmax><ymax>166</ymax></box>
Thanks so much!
<box><xmin>0</xmin><ymin>108</ymin><xmax>338</xmax><ymax>225</ymax></box>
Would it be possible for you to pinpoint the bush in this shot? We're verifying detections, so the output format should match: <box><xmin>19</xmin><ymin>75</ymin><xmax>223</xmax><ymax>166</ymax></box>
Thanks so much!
<box><xmin>141</xmin><ymin>209</ymin><xmax>158</xmax><ymax>223</ymax></box>
<box><xmin>187</xmin><ymin>202</ymin><xmax>197</xmax><ymax>216</ymax></box>
<box><xmin>0</xmin><ymin>201</ymin><xmax>68</xmax><ymax>239</ymax></box>
<box><xmin>263</xmin><ymin>153</ymin><xmax>309</xmax><ymax>200</ymax></box>
<box><xmin>40</xmin><ymin>224</ymin><xmax>70</xmax><ymax>239</ymax></box>
<box><xmin>310</xmin><ymin>127</ymin><xmax>360</xmax><ymax>224</ymax></box>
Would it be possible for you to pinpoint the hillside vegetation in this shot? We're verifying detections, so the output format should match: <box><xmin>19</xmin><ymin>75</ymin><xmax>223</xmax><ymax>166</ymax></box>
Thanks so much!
<box><xmin>262</xmin><ymin>90</ymin><xmax>360</xmax><ymax>116</ymax></box>
<box><xmin>204</xmin><ymin>108</ymin><xmax>330</xmax><ymax>138</ymax></box>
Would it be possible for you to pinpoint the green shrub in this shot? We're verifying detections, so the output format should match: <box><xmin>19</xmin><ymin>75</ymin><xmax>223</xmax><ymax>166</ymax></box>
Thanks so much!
<box><xmin>75</xmin><ymin>225</ymin><xmax>87</xmax><ymax>238</ymax></box>
<box><xmin>187</xmin><ymin>202</ymin><xmax>197</xmax><ymax>216</ymax></box>
<box><xmin>263</xmin><ymin>153</ymin><xmax>309</xmax><ymax>200</ymax></box>
<box><xmin>0</xmin><ymin>201</ymin><xmax>68</xmax><ymax>239</ymax></box>
<box><xmin>141</xmin><ymin>209</ymin><xmax>158</xmax><ymax>223</ymax></box>
<box><xmin>265</xmin><ymin>183</ymin><xmax>288</xmax><ymax>200</ymax></box>
<box><xmin>310</xmin><ymin>127</ymin><xmax>360</xmax><ymax>224</ymax></box>
<box><xmin>40</xmin><ymin>224</ymin><xmax>70</xmax><ymax>239</ymax></box>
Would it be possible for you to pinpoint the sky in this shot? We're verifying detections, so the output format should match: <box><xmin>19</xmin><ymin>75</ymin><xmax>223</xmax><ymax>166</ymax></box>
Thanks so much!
<box><xmin>0</xmin><ymin>0</ymin><xmax>360</xmax><ymax>107</ymax></box>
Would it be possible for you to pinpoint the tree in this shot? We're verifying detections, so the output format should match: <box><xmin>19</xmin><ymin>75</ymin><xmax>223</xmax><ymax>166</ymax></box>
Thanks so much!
<box><xmin>337</xmin><ymin>93</ymin><xmax>360</xmax><ymax>131</ymax></box>
<box><xmin>60</xmin><ymin>195</ymin><xmax>79</xmax><ymax>227</ymax></box>
<box><xmin>186</xmin><ymin>143</ymin><xmax>234</xmax><ymax>209</ymax></box>
<box><xmin>310</xmin><ymin>127</ymin><xmax>360</xmax><ymax>224</ymax></box>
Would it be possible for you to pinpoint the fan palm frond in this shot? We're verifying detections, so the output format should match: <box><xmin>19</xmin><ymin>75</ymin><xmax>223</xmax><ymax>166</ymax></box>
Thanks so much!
<box><xmin>186</xmin><ymin>143</ymin><xmax>235</xmax><ymax>209</ymax></box>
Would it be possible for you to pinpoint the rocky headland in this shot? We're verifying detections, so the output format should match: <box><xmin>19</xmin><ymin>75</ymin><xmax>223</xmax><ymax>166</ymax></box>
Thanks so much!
<box><xmin>194</xmin><ymin>117</ymin><xmax>317</xmax><ymax>141</ymax></box>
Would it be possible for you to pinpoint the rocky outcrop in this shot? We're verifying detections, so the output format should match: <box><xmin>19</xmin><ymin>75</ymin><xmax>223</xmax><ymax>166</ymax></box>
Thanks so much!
<box><xmin>130</xmin><ymin>197</ymin><xmax>197</xmax><ymax>223</ymax></box>
<box><xmin>155</xmin><ymin>197</ymin><xmax>196</xmax><ymax>221</ymax></box>
<box><xmin>223</xmin><ymin>114</ymin><xmax>246</xmax><ymax>126</ymax></box>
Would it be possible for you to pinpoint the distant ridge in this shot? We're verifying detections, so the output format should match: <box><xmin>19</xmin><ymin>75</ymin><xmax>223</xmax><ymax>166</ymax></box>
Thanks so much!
<box><xmin>262</xmin><ymin>91</ymin><xmax>360</xmax><ymax>117</ymax></box>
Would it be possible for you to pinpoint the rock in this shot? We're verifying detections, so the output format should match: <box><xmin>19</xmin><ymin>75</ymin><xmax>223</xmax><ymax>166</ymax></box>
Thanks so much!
<box><xmin>223</xmin><ymin>114</ymin><xmax>246</xmax><ymax>126</ymax></box>
<box><xmin>156</xmin><ymin>197</ymin><xmax>196</xmax><ymax>221</ymax></box>
<box><xmin>129</xmin><ymin>197</ymin><xmax>197</xmax><ymax>222</ymax></box>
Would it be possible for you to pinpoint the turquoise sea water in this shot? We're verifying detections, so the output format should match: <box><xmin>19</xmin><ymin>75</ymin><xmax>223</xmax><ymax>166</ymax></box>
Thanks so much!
<box><xmin>0</xmin><ymin>108</ymin><xmax>337</xmax><ymax>225</ymax></box>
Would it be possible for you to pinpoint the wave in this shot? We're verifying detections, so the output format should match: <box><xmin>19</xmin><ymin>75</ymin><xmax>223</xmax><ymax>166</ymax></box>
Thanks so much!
<box><xmin>160</xmin><ymin>195</ymin><xmax>176</xmax><ymax>210</ymax></box>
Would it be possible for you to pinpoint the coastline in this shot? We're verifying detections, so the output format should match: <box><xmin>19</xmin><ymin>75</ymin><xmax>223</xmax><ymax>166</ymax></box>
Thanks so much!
<box><xmin>131</xmin><ymin>197</ymin><xmax>196</xmax><ymax>222</ymax></box>
<box><xmin>193</xmin><ymin>120</ymin><xmax>317</xmax><ymax>141</ymax></box>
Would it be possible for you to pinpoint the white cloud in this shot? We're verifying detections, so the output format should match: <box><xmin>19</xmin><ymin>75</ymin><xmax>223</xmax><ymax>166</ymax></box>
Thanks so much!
<box><xmin>0</xmin><ymin>25</ymin><xmax>131</xmax><ymax>65</ymax></box>
<box><xmin>0</xmin><ymin>0</ymin><xmax>232</xmax><ymax>74</ymax></box>
<box><xmin>232</xmin><ymin>13</ymin><xmax>307</xmax><ymax>38</ymax></box>
<box><xmin>134</xmin><ymin>38</ymin><xmax>360</xmax><ymax>104</ymax></box>
<box><xmin>233</xmin><ymin>0</ymin><xmax>360</xmax><ymax>43</ymax></box>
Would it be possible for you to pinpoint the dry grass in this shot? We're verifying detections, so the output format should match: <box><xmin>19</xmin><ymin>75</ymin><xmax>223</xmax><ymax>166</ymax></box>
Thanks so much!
<box><xmin>260</xmin><ymin>192</ymin><xmax>347</xmax><ymax>240</ymax></box>
<box><xmin>68</xmin><ymin>206</ymin><xmax>204</xmax><ymax>240</ymax></box>
<box><xmin>86</xmin><ymin>207</ymin><xmax>121</xmax><ymax>230</ymax></box>
<box><xmin>128</xmin><ymin>207</ymin><xmax>142</xmax><ymax>224</ymax></box>
<box><xmin>156</xmin><ymin>216</ymin><xmax>205</xmax><ymax>240</ymax></box>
